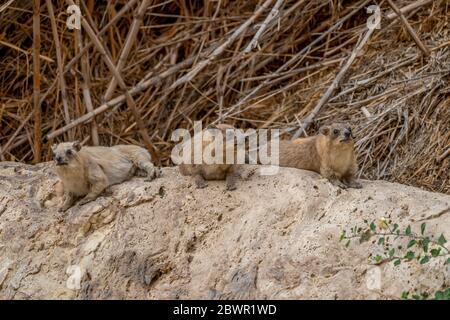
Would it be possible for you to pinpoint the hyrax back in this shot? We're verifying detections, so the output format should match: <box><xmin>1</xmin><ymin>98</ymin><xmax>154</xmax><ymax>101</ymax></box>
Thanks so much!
<box><xmin>178</xmin><ymin>124</ymin><xmax>241</xmax><ymax>190</ymax></box>
<box><xmin>278</xmin><ymin>123</ymin><xmax>361</xmax><ymax>189</ymax></box>
<box><xmin>52</xmin><ymin>141</ymin><xmax>160</xmax><ymax>211</ymax></box>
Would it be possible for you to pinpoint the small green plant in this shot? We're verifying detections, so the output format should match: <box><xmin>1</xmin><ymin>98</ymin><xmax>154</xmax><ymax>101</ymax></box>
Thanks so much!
<box><xmin>401</xmin><ymin>288</ymin><xmax>450</xmax><ymax>300</ymax></box>
<box><xmin>340</xmin><ymin>218</ymin><xmax>450</xmax><ymax>300</ymax></box>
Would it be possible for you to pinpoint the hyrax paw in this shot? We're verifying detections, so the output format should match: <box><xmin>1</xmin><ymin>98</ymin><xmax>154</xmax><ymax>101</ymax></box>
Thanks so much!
<box><xmin>226</xmin><ymin>184</ymin><xmax>237</xmax><ymax>191</ymax></box>
<box><xmin>240</xmin><ymin>168</ymin><xmax>257</xmax><ymax>180</ymax></box>
<box><xmin>347</xmin><ymin>181</ymin><xmax>362</xmax><ymax>189</ymax></box>
<box><xmin>331</xmin><ymin>180</ymin><xmax>347</xmax><ymax>189</ymax></box>
<box><xmin>77</xmin><ymin>198</ymin><xmax>93</xmax><ymax>206</ymax></box>
<box><xmin>58</xmin><ymin>203</ymin><xmax>72</xmax><ymax>212</ymax></box>
<box><xmin>195</xmin><ymin>181</ymin><xmax>208</xmax><ymax>189</ymax></box>
<box><xmin>145</xmin><ymin>168</ymin><xmax>162</xmax><ymax>182</ymax></box>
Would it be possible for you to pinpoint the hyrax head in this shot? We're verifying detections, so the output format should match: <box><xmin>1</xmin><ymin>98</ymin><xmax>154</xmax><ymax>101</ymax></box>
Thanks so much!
<box><xmin>319</xmin><ymin>123</ymin><xmax>354</xmax><ymax>146</ymax></box>
<box><xmin>51</xmin><ymin>141</ymin><xmax>82</xmax><ymax>166</ymax></box>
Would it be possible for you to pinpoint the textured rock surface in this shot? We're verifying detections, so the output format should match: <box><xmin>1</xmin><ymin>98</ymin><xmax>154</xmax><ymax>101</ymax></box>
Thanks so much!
<box><xmin>0</xmin><ymin>162</ymin><xmax>449</xmax><ymax>299</ymax></box>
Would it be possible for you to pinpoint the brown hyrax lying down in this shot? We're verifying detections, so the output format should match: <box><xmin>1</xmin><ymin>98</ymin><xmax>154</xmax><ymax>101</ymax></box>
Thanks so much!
<box><xmin>278</xmin><ymin>123</ymin><xmax>362</xmax><ymax>189</ymax></box>
<box><xmin>53</xmin><ymin>141</ymin><xmax>161</xmax><ymax>211</ymax></box>
<box><xmin>178</xmin><ymin>124</ymin><xmax>242</xmax><ymax>191</ymax></box>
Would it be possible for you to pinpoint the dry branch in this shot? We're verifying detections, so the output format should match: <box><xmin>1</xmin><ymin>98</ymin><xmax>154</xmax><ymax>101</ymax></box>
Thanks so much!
<box><xmin>386</xmin><ymin>0</ymin><xmax>430</xmax><ymax>56</ymax></box>
<box><xmin>292</xmin><ymin>27</ymin><xmax>376</xmax><ymax>138</ymax></box>
<box><xmin>437</xmin><ymin>148</ymin><xmax>450</xmax><ymax>163</ymax></box>
<box><xmin>63</xmin><ymin>0</ymin><xmax>141</xmax><ymax>74</ymax></box>
<box><xmin>386</xmin><ymin>0</ymin><xmax>433</xmax><ymax>20</ymax></box>
<box><xmin>46</xmin><ymin>54</ymin><xmax>198</xmax><ymax>140</ymax></box>
<box><xmin>217</xmin><ymin>0</ymin><xmax>373</xmax><ymax>122</ymax></box>
<box><xmin>169</xmin><ymin>0</ymin><xmax>274</xmax><ymax>90</ymax></box>
<box><xmin>103</xmin><ymin>0</ymin><xmax>151</xmax><ymax>101</ymax></box>
<box><xmin>45</xmin><ymin>0</ymin><xmax>72</xmax><ymax>135</ymax></box>
<box><xmin>0</xmin><ymin>0</ymin><xmax>14</xmax><ymax>13</ymax></box>
<box><xmin>1</xmin><ymin>0</ymin><xmax>449</xmax><ymax>194</ymax></box>
<box><xmin>32</xmin><ymin>0</ymin><xmax>41</xmax><ymax>163</ymax></box>
<box><xmin>0</xmin><ymin>112</ymin><xmax>33</xmax><ymax>158</ymax></box>
<box><xmin>243</xmin><ymin>0</ymin><xmax>285</xmax><ymax>53</ymax></box>
<box><xmin>76</xmin><ymin>15</ymin><xmax>99</xmax><ymax>145</ymax></box>
<box><xmin>65</xmin><ymin>0</ymin><xmax>159</xmax><ymax>164</ymax></box>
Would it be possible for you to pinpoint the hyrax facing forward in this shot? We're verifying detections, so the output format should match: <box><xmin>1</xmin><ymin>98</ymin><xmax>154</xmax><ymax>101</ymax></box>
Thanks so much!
<box><xmin>178</xmin><ymin>124</ymin><xmax>242</xmax><ymax>191</ymax></box>
<box><xmin>53</xmin><ymin>141</ymin><xmax>160</xmax><ymax>211</ymax></box>
<box><xmin>278</xmin><ymin>123</ymin><xmax>362</xmax><ymax>189</ymax></box>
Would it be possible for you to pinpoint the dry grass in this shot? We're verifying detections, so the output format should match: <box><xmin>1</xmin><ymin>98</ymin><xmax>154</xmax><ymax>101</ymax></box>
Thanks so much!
<box><xmin>0</xmin><ymin>0</ymin><xmax>449</xmax><ymax>193</ymax></box>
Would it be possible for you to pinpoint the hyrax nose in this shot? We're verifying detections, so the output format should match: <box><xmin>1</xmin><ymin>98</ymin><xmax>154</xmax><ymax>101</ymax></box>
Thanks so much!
<box><xmin>344</xmin><ymin>130</ymin><xmax>351</xmax><ymax>138</ymax></box>
<box><xmin>55</xmin><ymin>156</ymin><xmax>63</xmax><ymax>163</ymax></box>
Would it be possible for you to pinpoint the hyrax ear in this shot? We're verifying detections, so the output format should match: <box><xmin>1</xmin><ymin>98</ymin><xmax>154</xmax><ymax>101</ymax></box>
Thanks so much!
<box><xmin>319</xmin><ymin>126</ymin><xmax>330</xmax><ymax>136</ymax></box>
<box><xmin>72</xmin><ymin>141</ymin><xmax>82</xmax><ymax>151</ymax></box>
<box><xmin>51</xmin><ymin>144</ymin><xmax>57</xmax><ymax>151</ymax></box>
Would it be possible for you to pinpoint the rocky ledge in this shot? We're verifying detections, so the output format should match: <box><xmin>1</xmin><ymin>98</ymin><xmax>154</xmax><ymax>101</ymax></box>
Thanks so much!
<box><xmin>0</xmin><ymin>162</ymin><xmax>449</xmax><ymax>299</ymax></box>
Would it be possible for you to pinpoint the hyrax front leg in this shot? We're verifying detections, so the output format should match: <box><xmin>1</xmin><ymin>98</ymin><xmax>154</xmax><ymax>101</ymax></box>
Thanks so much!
<box><xmin>59</xmin><ymin>192</ymin><xmax>76</xmax><ymax>212</ymax></box>
<box><xmin>138</xmin><ymin>160</ymin><xmax>161</xmax><ymax>181</ymax></box>
<box><xmin>225</xmin><ymin>166</ymin><xmax>239</xmax><ymax>191</ymax></box>
<box><xmin>194</xmin><ymin>174</ymin><xmax>208</xmax><ymax>189</ymax></box>
<box><xmin>342</xmin><ymin>172</ymin><xmax>362</xmax><ymax>189</ymax></box>
<box><xmin>78</xmin><ymin>183</ymin><xmax>107</xmax><ymax>205</ymax></box>
<box><xmin>320</xmin><ymin>167</ymin><xmax>347</xmax><ymax>189</ymax></box>
<box><xmin>132</xmin><ymin>149</ymin><xmax>161</xmax><ymax>181</ymax></box>
<box><xmin>344</xmin><ymin>178</ymin><xmax>362</xmax><ymax>189</ymax></box>
<box><xmin>78</xmin><ymin>165</ymin><xmax>108</xmax><ymax>206</ymax></box>
<box><xmin>55</xmin><ymin>181</ymin><xmax>74</xmax><ymax>212</ymax></box>
<box><xmin>342</xmin><ymin>161</ymin><xmax>362</xmax><ymax>189</ymax></box>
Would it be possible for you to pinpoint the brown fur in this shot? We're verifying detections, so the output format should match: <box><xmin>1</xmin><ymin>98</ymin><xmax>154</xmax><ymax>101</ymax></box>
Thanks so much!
<box><xmin>278</xmin><ymin>123</ymin><xmax>362</xmax><ymax>189</ymax></box>
<box><xmin>53</xmin><ymin>141</ymin><xmax>160</xmax><ymax>211</ymax></box>
<box><xmin>178</xmin><ymin>124</ymin><xmax>241</xmax><ymax>190</ymax></box>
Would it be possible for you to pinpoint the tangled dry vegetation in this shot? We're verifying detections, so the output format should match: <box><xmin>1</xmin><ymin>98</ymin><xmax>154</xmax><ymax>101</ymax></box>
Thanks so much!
<box><xmin>0</xmin><ymin>0</ymin><xmax>449</xmax><ymax>193</ymax></box>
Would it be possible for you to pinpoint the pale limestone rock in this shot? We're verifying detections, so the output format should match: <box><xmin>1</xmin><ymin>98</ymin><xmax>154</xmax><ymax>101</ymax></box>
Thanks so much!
<box><xmin>0</xmin><ymin>162</ymin><xmax>449</xmax><ymax>299</ymax></box>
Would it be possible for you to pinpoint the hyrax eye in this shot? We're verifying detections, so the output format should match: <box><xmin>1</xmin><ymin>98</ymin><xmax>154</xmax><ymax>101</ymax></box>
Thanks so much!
<box><xmin>333</xmin><ymin>129</ymin><xmax>340</xmax><ymax>135</ymax></box>
<box><xmin>66</xmin><ymin>149</ymin><xmax>73</xmax><ymax>156</ymax></box>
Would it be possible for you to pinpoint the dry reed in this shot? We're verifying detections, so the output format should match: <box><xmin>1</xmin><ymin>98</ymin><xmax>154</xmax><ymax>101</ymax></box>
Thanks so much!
<box><xmin>0</xmin><ymin>0</ymin><xmax>449</xmax><ymax>193</ymax></box>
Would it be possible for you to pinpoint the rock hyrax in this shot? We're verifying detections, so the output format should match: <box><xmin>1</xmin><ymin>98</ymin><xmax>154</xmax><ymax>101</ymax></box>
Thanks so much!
<box><xmin>178</xmin><ymin>124</ymin><xmax>242</xmax><ymax>190</ymax></box>
<box><xmin>278</xmin><ymin>123</ymin><xmax>362</xmax><ymax>189</ymax></box>
<box><xmin>53</xmin><ymin>141</ymin><xmax>161</xmax><ymax>211</ymax></box>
